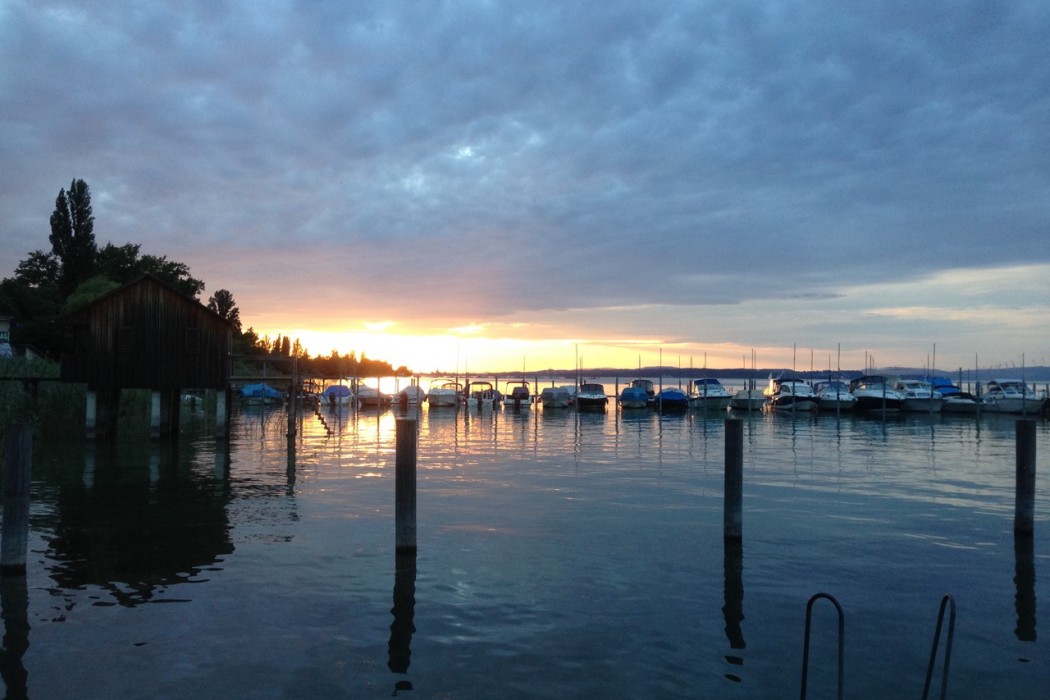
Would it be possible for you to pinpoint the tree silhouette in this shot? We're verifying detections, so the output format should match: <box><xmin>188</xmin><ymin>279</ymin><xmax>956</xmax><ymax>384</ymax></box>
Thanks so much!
<box><xmin>207</xmin><ymin>289</ymin><xmax>241</xmax><ymax>331</ymax></box>
<box><xmin>49</xmin><ymin>179</ymin><xmax>97</xmax><ymax>297</ymax></box>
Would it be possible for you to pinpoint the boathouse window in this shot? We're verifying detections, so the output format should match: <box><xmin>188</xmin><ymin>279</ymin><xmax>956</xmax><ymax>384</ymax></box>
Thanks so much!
<box><xmin>117</xmin><ymin>326</ymin><xmax>136</xmax><ymax>353</ymax></box>
<box><xmin>185</xmin><ymin>326</ymin><xmax>201</xmax><ymax>353</ymax></box>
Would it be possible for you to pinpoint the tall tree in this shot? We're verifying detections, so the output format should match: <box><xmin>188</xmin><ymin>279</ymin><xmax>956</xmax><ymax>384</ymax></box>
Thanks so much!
<box><xmin>49</xmin><ymin>178</ymin><xmax>97</xmax><ymax>297</ymax></box>
<box><xmin>207</xmin><ymin>289</ymin><xmax>242</xmax><ymax>331</ymax></box>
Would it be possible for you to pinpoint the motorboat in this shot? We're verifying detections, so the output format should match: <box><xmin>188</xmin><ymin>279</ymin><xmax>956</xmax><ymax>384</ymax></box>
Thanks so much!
<box><xmin>764</xmin><ymin>376</ymin><xmax>817</xmax><ymax>411</ymax></box>
<box><xmin>355</xmin><ymin>383</ymin><xmax>391</xmax><ymax>409</ymax></box>
<box><xmin>397</xmin><ymin>384</ymin><xmax>426</xmax><ymax>406</ymax></box>
<box><xmin>503</xmin><ymin>380</ymin><xmax>533</xmax><ymax>409</ymax></box>
<box><xmin>240</xmin><ymin>382</ymin><xmax>284</xmax><ymax>406</ymax></box>
<box><xmin>655</xmin><ymin>386</ymin><xmax>689</xmax><ymax>413</ymax></box>
<box><xmin>466</xmin><ymin>380</ymin><xmax>501</xmax><ymax>410</ymax></box>
<box><xmin>730</xmin><ymin>379</ymin><xmax>765</xmax><ymax>411</ymax></box>
<box><xmin>979</xmin><ymin>379</ymin><xmax>1047</xmax><ymax>415</ymax></box>
<box><xmin>321</xmin><ymin>383</ymin><xmax>354</xmax><ymax>406</ymax></box>
<box><xmin>930</xmin><ymin>378</ymin><xmax>979</xmax><ymax>414</ymax></box>
<box><xmin>628</xmin><ymin>379</ymin><xmax>656</xmax><ymax>407</ymax></box>
<box><xmin>540</xmin><ymin>385</ymin><xmax>572</xmax><ymax>409</ymax></box>
<box><xmin>893</xmin><ymin>379</ymin><xmax>944</xmax><ymax>413</ymax></box>
<box><xmin>813</xmin><ymin>380</ymin><xmax>856</xmax><ymax>413</ymax></box>
<box><xmin>576</xmin><ymin>382</ymin><xmax>609</xmax><ymax>412</ymax></box>
<box><xmin>687</xmin><ymin>378</ymin><xmax>732</xmax><ymax>411</ymax></box>
<box><xmin>618</xmin><ymin>383</ymin><xmax>650</xmax><ymax>410</ymax></box>
<box><xmin>848</xmin><ymin>375</ymin><xmax>903</xmax><ymax>413</ymax></box>
<box><xmin>427</xmin><ymin>379</ymin><xmax>463</xmax><ymax>408</ymax></box>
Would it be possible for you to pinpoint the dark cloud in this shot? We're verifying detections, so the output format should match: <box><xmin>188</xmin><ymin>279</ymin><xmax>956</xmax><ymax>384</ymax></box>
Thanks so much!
<box><xmin>1</xmin><ymin>0</ymin><xmax>1047</xmax><ymax>361</ymax></box>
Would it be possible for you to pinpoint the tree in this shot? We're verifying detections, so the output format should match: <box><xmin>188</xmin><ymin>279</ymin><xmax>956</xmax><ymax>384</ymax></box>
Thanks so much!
<box><xmin>95</xmin><ymin>242</ymin><xmax>205</xmax><ymax>299</ymax></box>
<box><xmin>49</xmin><ymin>178</ymin><xmax>97</xmax><ymax>297</ymax></box>
<box><xmin>14</xmin><ymin>251</ymin><xmax>60</xmax><ymax>289</ymax></box>
<box><xmin>207</xmin><ymin>289</ymin><xmax>241</xmax><ymax>331</ymax></box>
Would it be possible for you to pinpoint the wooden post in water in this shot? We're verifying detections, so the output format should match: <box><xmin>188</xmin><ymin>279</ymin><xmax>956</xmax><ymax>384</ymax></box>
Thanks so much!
<box><xmin>1015</xmin><ymin>420</ymin><xmax>1036</xmax><ymax>535</ymax></box>
<box><xmin>396</xmin><ymin>418</ymin><xmax>418</xmax><ymax>553</ymax></box>
<box><xmin>724</xmin><ymin>417</ymin><xmax>743</xmax><ymax>543</ymax></box>
<box><xmin>1</xmin><ymin>424</ymin><xmax>33</xmax><ymax>575</ymax></box>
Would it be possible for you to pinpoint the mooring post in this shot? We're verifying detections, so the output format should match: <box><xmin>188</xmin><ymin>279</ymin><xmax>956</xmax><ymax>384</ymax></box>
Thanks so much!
<box><xmin>396</xmin><ymin>418</ymin><xmax>418</xmax><ymax>554</ymax></box>
<box><xmin>725</xmin><ymin>416</ymin><xmax>743</xmax><ymax>543</ymax></box>
<box><xmin>215</xmin><ymin>387</ymin><xmax>229</xmax><ymax>439</ymax></box>
<box><xmin>1015</xmin><ymin>419</ymin><xmax>1036</xmax><ymax>535</ymax></box>
<box><xmin>1</xmin><ymin>424</ymin><xmax>33</xmax><ymax>575</ymax></box>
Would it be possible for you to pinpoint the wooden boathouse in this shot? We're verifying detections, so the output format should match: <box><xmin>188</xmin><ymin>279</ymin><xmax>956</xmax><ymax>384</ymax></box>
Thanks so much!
<box><xmin>60</xmin><ymin>274</ymin><xmax>234</xmax><ymax>439</ymax></box>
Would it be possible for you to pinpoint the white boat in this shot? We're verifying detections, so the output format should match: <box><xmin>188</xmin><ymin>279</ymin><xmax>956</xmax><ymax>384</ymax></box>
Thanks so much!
<box><xmin>687</xmin><ymin>378</ymin><xmax>732</xmax><ymax>411</ymax></box>
<box><xmin>849</xmin><ymin>375</ymin><xmax>904</xmax><ymax>413</ymax></box>
<box><xmin>931</xmin><ymin>379</ymin><xmax>979</xmax><ymax>414</ymax></box>
<box><xmin>764</xmin><ymin>376</ymin><xmax>817</xmax><ymax>411</ymax></box>
<box><xmin>397</xmin><ymin>384</ymin><xmax>426</xmax><ymax>405</ymax></box>
<box><xmin>320</xmin><ymin>384</ymin><xmax>354</xmax><ymax>406</ymax></box>
<box><xmin>813</xmin><ymin>380</ymin><xmax>856</xmax><ymax>412</ymax></box>
<box><xmin>730</xmin><ymin>378</ymin><xmax>765</xmax><ymax>411</ymax></box>
<box><xmin>356</xmin><ymin>383</ymin><xmax>391</xmax><ymax>409</ymax></box>
<box><xmin>427</xmin><ymin>379</ymin><xmax>463</xmax><ymax>408</ymax></box>
<box><xmin>576</xmin><ymin>382</ymin><xmax>609</xmax><ymax>412</ymax></box>
<box><xmin>979</xmin><ymin>379</ymin><xmax>1046</xmax><ymax>415</ymax></box>
<box><xmin>540</xmin><ymin>385</ymin><xmax>572</xmax><ymax>409</ymax></box>
<box><xmin>503</xmin><ymin>380</ymin><xmax>533</xmax><ymax>408</ymax></box>
<box><xmin>465</xmin><ymin>380</ymin><xmax>501</xmax><ymax>410</ymax></box>
<box><xmin>893</xmin><ymin>379</ymin><xmax>944</xmax><ymax>413</ymax></box>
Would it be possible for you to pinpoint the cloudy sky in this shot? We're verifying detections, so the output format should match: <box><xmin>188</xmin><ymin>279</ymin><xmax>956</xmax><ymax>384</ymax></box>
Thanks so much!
<box><xmin>2</xmin><ymin>1</ymin><xmax>1048</xmax><ymax>373</ymax></box>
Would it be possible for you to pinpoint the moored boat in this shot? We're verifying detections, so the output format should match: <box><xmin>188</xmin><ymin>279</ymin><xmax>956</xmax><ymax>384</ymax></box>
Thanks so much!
<box><xmin>764</xmin><ymin>376</ymin><xmax>817</xmax><ymax>411</ymax></box>
<box><xmin>427</xmin><ymin>379</ymin><xmax>463</xmax><ymax>408</ymax></box>
<box><xmin>655</xmin><ymin>386</ymin><xmax>689</xmax><ymax>413</ymax></box>
<box><xmin>618</xmin><ymin>383</ymin><xmax>650</xmax><ymax>410</ymax></box>
<box><xmin>849</xmin><ymin>375</ymin><xmax>904</xmax><ymax>413</ymax></box>
<box><xmin>540</xmin><ymin>385</ymin><xmax>572</xmax><ymax>409</ymax></box>
<box><xmin>576</xmin><ymin>382</ymin><xmax>609</xmax><ymax>412</ymax></box>
<box><xmin>893</xmin><ymin>379</ymin><xmax>944</xmax><ymax>413</ymax></box>
<box><xmin>503</xmin><ymin>380</ymin><xmax>533</xmax><ymax>409</ymax></box>
<box><xmin>813</xmin><ymin>379</ymin><xmax>856</xmax><ymax>412</ymax></box>
<box><xmin>930</xmin><ymin>378</ymin><xmax>979</xmax><ymax>414</ymax></box>
<box><xmin>321</xmin><ymin>383</ymin><xmax>354</xmax><ymax>406</ymax></box>
<box><xmin>687</xmin><ymin>378</ymin><xmax>732</xmax><ymax>411</ymax></box>
<box><xmin>356</xmin><ymin>383</ymin><xmax>391</xmax><ymax>409</ymax></box>
<box><xmin>466</xmin><ymin>380</ymin><xmax>501</xmax><ymax>409</ymax></box>
<box><xmin>979</xmin><ymin>379</ymin><xmax>1046</xmax><ymax>415</ymax></box>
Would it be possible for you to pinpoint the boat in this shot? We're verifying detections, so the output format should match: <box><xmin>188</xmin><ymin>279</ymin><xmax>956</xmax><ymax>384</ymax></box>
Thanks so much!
<box><xmin>655</xmin><ymin>386</ymin><xmax>689</xmax><ymax>413</ymax></box>
<box><xmin>576</xmin><ymin>382</ymin><xmax>609</xmax><ymax>412</ymax></box>
<box><xmin>930</xmin><ymin>378</ymin><xmax>979</xmax><ymax>414</ymax></box>
<box><xmin>321</xmin><ymin>383</ymin><xmax>354</xmax><ymax>406</ymax></box>
<box><xmin>397</xmin><ymin>384</ymin><xmax>426</xmax><ymax>406</ymax></box>
<box><xmin>240</xmin><ymin>382</ymin><xmax>284</xmax><ymax>405</ymax></box>
<box><xmin>540</xmin><ymin>385</ymin><xmax>572</xmax><ymax>409</ymax></box>
<box><xmin>618</xmin><ymin>383</ymin><xmax>650</xmax><ymax>410</ymax></box>
<box><xmin>355</xmin><ymin>383</ymin><xmax>391</xmax><ymax>409</ymax></box>
<box><xmin>893</xmin><ymin>379</ymin><xmax>944</xmax><ymax>413</ymax></box>
<box><xmin>503</xmin><ymin>380</ymin><xmax>533</xmax><ymax>409</ymax></box>
<box><xmin>730</xmin><ymin>378</ymin><xmax>765</xmax><ymax>411</ymax></box>
<box><xmin>813</xmin><ymin>379</ymin><xmax>856</xmax><ymax>412</ymax></box>
<box><xmin>466</xmin><ymin>380</ymin><xmax>502</xmax><ymax>410</ymax></box>
<box><xmin>687</xmin><ymin>378</ymin><xmax>732</xmax><ymax>411</ymax></box>
<box><xmin>848</xmin><ymin>375</ymin><xmax>904</xmax><ymax>413</ymax></box>
<box><xmin>764</xmin><ymin>376</ymin><xmax>817</xmax><ymax>411</ymax></box>
<box><xmin>628</xmin><ymin>379</ymin><xmax>656</xmax><ymax>407</ymax></box>
<box><xmin>426</xmin><ymin>379</ymin><xmax>463</xmax><ymax>408</ymax></box>
<box><xmin>979</xmin><ymin>379</ymin><xmax>1047</xmax><ymax>415</ymax></box>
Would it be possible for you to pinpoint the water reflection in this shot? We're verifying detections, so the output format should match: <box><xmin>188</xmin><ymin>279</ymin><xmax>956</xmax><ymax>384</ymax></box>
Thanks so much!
<box><xmin>44</xmin><ymin>439</ymin><xmax>233</xmax><ymax>606</ymax></box>
<box><xmin>388</xmin><ymin>550</ymin><xmax>417</xmax><ymax>694</ymax></box>
<box><xmin>0</xmin><ymin>575</ymin><xmax>28</xmax><ymax>700</ymax></box>
<box><xmin>1015</xmin><ymin>533</ymin><xmax>1036</xmax><ymax>642</ymax></box>
<box><xmin>723</xmin><ymin>539</ymin><xmax>745</xmax><ymax>682</ymax></box>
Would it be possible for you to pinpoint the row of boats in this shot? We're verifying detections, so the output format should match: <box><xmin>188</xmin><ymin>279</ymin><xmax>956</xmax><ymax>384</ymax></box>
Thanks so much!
<box><xmin>244</xmin><ymin>375</ymin><xmax>1048</xmax><ymax>417</ymax></box>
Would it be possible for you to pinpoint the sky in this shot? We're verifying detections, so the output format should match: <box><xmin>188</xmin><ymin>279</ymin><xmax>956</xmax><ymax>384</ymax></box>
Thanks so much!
<box><xmin>2</xmin><ymin>1</ymin><xmax>1048</xmax><ymax>375</ymax></box>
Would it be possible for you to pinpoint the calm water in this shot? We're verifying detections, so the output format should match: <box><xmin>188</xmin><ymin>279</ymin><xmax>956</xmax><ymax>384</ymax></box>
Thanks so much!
<box><xmin>4</xmin><ymin>386</ymin><xmax>1049</xmax><ymax>699</ymax></box>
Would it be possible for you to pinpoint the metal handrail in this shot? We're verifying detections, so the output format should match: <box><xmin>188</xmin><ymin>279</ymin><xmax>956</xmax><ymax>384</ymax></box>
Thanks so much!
<box><xmin>800</xmin><ymin>592</ymin><xmax>845</xmax><ymax>700</ymax></box>
<box><xmin>921</xmin><ymin>594</ymin><xmax>956</xmax><ymax>700</ymax></box>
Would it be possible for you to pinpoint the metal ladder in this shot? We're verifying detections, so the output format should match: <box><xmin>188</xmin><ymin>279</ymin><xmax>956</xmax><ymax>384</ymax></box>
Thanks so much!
<box><xmin>799</xmin><ymin>593</ymin><xmax>956</xmax><ymax>700</ymax></box>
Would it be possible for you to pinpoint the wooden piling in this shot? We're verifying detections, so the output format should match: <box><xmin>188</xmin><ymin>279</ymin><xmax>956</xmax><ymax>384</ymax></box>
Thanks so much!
<box><xmin>396</xmin><ymin>418</ymin><xmax>418</xmax><ymax>553</ymax></box>
<box><xmin>1</xmin><ymin>424</ymin><xmax>33</xmax><ymax>575</ymax></box>
<box><xmin>724</xmin><ymin>417</ymin><xmax>743</xmax><ymax>542</ymax></box>
<box><xmin>1014</xmin><ymin>420</ymin><xmax>1036</xmax><ymax>535</ymax></box>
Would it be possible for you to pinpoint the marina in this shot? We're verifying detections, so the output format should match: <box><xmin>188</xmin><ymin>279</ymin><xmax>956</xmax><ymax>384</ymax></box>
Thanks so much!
<box><xmin>1</xmin><ymin>389</ymin><xmax>1047</xmax><ymax>698</ymax></box>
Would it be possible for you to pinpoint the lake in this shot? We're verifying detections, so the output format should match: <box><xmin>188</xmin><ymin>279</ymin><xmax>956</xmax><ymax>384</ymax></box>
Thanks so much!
<box><xmin>4</xmin><ymin>385</ymin><xmax>1048</xmax><ymax>699</ymax></box>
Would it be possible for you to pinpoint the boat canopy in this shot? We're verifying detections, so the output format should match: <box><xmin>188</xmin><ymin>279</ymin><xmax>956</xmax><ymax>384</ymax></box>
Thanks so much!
<box><xmin>322</xmin><ymin>384</ymin><xmax>353</xmax><ymax>398</ymax></box>
<box><xmin>241</xmin><ymin>382</ymin><xmax>283</xmax><ymax>399</ymax></box>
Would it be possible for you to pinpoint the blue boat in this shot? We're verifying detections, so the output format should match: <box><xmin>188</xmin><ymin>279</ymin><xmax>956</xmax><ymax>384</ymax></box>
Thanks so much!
<box><xmin>619</xmin><ymin>384</ymin><xmax>650</xmax><ymax>409</ymax></box>
<box><xmin>655</xmin><ymin>387</ymin><xmax>689</xmax><ymax>412</ymax></box>
<box><xmin>240</xmin><ymin>382</ymin><xmax>284</xmax><ymax>405</ymax></box>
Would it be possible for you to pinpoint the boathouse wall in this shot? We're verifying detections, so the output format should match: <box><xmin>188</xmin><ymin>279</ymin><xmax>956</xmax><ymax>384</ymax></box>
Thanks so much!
<box><xmin>60</xmin><ymin>274</ymin><xmax>233</xmax><ymax>390</ymax></box>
